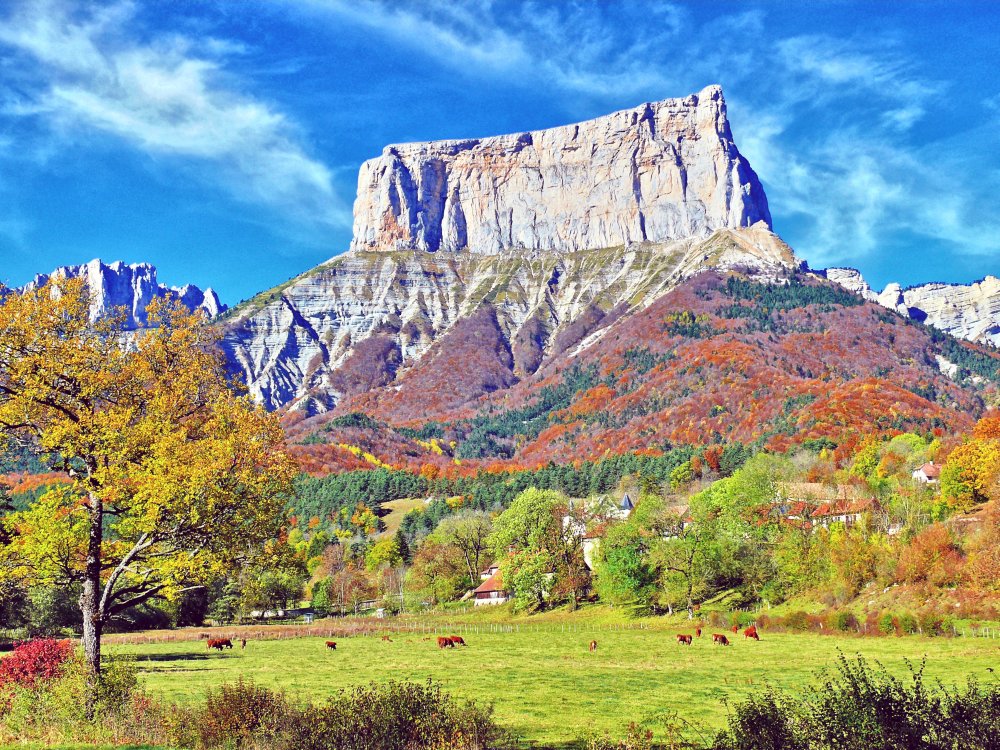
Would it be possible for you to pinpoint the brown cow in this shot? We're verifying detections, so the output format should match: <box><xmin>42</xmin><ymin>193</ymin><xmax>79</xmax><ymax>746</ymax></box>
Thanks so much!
<box><xmin>712</xmin><ymin>633</ymin><xmax>730</xmax><ymax>646</ymax></box>
<box><xmin>743</xmin><ymin>625</ymin><xmax>759</xmax><ymax>641</ymax></box>
<box><xmin>240</xmin><ymin>638</ymin><xmax>247</xmax><ymax>650</ymax></box>
<box><xmin>325</xmin><ymin>641</ymin><xmax>337</xmax><ymax>650</ymax></box>
<box><xmin>381</xmin><ymin>635</ymin><xmax>392</xmax><ymax>642</ymax></box>
<box><xmin>731</xmin><ymin>625</ymin><xmax>739</xmax><ymax>634</ymax></box>
<box><xmin>207</xmin><ymin>638</ymin><xmax>233</xmax><ymax>651</ymax></box>
<box><xmin>589</xmin><ymin>640</ymin><xmax>598</xmax><ymax>652</ymax></box>
<box><xmin>676</xmin><ymin>634</ymin><xmax>693</xmax><ymax>645</ymax></box>
<box><xmin>436</xmin><ymin>636</ymin><xmax>455</xmax><ymax>649</ymax></box>
<box><xmin>695</xmin><ymin>627</ymin><xmax>702</xmax><ymax>638</ymax></box>
<box><xmin>449</xmin><ymin>635</ymin><xmax>466</xmax><ymax>646</ymax></box>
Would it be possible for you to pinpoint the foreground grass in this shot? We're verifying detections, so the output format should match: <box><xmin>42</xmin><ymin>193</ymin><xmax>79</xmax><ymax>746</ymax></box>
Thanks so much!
<box><xmin>122</xmin><ymin>627</ymin><xmax>999</xmax><ymax>746</ymax></box>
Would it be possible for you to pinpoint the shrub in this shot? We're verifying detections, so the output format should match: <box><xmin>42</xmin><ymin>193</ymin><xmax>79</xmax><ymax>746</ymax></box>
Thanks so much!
<box><xmin>194</xmin><ymin>677</ymin><xmax>293</xmax><ymax>749</ymax></box>
<box><xmin>828</xmin><ymin>610</ymin><xmax>858</xmax><ymax>632</ymax></box>
<box><xmin>918</xmin><ymin>610</ymin><xmax>944</xmax><ymax>637</ymax></box>
<box><xmin>286</xmin><ymin>680</ymin><xmax>515</xmax><ymax>750</ymax></box>
<box><xmin>783</xmin><ymin>611</ymin><xmax>809</xmax><ymax>631</ymax></box>
<box><xmin>712</xmin><ymin>687</ymin><xmax>807</xmax><ymax>750</ymax></box>
<box><xmin>289</xmin><ymin>682</ymin><xmax>510</xmax><ymax>750</ymax></box>
<box><xmin>587</xmin><ymin>722</ymin><xmax>656</xmax><ymax>750</ymax></box>
<box><xmin>712</xmin><ymin>654</ymin><xmax>1000</xmax><ymax>750</ymax></box>
<box><xmin>0</xmin><ymin>638</ymin><xmax>73</xmax><ymax>691</ymax></box>
<box><xmin>877</xmin><ymin>611</ymin><xmax>897</xmax><ymax>636</ymax></box>
<box><xmin>898</xmin><ymin>612</ymin><xmax>918</xmax><ymax>635</ymax></box>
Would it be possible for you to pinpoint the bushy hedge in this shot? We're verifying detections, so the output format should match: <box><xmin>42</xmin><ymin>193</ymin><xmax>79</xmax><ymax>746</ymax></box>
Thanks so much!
<box><xmin>712</xmin><ymin>654</ymin><xmax>1000</xmax><ymax>750</ymax></box>
<box><xmin>1</xmin><ymin>664</ymin><xmax>516</xmax><ymax>750</ymax></box>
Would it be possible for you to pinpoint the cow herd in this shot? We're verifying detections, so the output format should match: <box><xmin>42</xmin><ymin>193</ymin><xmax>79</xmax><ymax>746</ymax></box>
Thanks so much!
<box><xmin>203</xmin><ymin>624</ymin><xmax>760</xmax><ymax>657</ymax></box>
<box><xmin>676</xmin><ymin>625</ymin><xmax>759</xmax><ymax>647</ymax></box>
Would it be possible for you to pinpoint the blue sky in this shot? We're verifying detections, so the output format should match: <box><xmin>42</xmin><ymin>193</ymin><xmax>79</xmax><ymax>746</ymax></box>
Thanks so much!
<box><xmin>0</xmin><ymin>0</ymin><xmax>997</xmax><ymax>304</ymax></box>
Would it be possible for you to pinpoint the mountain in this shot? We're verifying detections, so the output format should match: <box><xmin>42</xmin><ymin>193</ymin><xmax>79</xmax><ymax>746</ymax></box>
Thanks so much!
<box><xmin>222</xmin><ymin>86</ymin><xmax>781</xmax><ymax>411</ymax></box>
<box><xmin>351</xmin><ymin>85</ymin><xmax>771</xmax><ymax>255</ymax></box>
<box><xmin>19</xmin><ymin>259</ymin><xmax>225</xmax><ymax>330</ymax></box>
<box><xmin>823</xmin><ymin>268</ymin><xmax>1000</xmax><ymax>347</ymax></box>
<box><xmin>218</xmin><ymin>85</ymin><xmax>999</xmax><ymax>474</ymax></box>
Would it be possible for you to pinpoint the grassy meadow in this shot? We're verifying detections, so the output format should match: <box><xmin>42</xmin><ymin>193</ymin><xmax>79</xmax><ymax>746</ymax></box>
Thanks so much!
<box><xmin>118</xmin><ymin>622</ymin><xmax>1000</xmax><ymax>747</ymax></box>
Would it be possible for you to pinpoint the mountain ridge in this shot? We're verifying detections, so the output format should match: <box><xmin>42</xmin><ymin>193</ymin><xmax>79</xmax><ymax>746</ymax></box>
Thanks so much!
<box><xmin>822</xmin><ymin>267</ymin><xmax>1000</xmax><ymax>347</ymax></box>
<box><xmin>17</xmin><ymin>258</ymin><xmax>225</xmax><ymax>330</ymax></box>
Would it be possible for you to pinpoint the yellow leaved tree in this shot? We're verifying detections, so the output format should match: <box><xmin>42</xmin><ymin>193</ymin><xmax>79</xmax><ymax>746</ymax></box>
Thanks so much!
<box><xmin>0</xmin><ymin>278</ymin><xmax>295</xmax><ymax>715</ymax></box>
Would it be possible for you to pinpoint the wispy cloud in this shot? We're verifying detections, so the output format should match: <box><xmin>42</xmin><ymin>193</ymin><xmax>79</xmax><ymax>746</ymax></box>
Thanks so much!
<box><xmin>284</xmin><ymin>0</ymin><xmax>1000</xmax><ymax>269</ymax></box>
<box><xmin>0</xmin><ymin>0</ymin><xmax>348</xmax><ymax>229</ymax></box>
<box><xmin>290</xmin><ymin>0</ymin><xmax>686</xmax><ymax>97</ymax></box>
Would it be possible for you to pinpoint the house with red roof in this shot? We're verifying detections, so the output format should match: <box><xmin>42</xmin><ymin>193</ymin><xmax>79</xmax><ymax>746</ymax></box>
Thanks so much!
<box><xmin>472</xmin><ymin>571</ymin><xmax>509</xmax><ymax>606</ymax></box>
<box><xmin>912</xmin><ymin>461</ymin><xmax>941</xmax><ymax>484</ymax></box>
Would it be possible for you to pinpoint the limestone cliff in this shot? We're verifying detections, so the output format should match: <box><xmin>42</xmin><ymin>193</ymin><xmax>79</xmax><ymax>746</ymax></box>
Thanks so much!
<box><xmin>350</xmin><ymin>85</ymin><xmax>770</xmax><ymax>255</ymax></box>
<box><xmin>822</xmin><ymin>268</ymin><xmax>1000</xmax><ymax>347</ymax></box>
<box><xmin>20</xmin><ymin>259</ymin><xmax>225</xmax><ymax>330</ymax></box>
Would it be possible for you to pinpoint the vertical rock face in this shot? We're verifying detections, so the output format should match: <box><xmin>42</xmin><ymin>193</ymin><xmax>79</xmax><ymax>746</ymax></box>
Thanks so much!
<box><xmin>822</xmin><ymin>268</ymin><xmax>1000</xmax><ymax>347</ymax></box>
<box><xmin>350</xmin><ymin>85</ymin><xmax>771</xmax><ymax>255</ymax></box>
<box><xmin>21</xmin><ymin>259</ymin><xmax>225</xmax><ymax>329</ymax></box>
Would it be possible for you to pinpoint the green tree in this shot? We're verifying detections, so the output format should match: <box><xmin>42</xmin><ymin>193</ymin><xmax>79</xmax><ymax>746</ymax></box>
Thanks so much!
<box><xmin>488</xmin><ymin>488</ymin><xmax>590</xmax><ymax>611</ymax></box>
<box><xmin>0</xmin><ymin>279</ymin><xmax>295</xmax><ymax>715</ymax></box>
<box><xmin>592</xmin><ymin>495</ymin><xmax>668</xmax><ymax>608</ymax></box>
<box><xmin>366</xmin><ymin>537</ymin><xmax>403</xmax><ymax>571</ymax></box>
<box><xmin>407</xmin><ymin>539</ymin><xmax>468</xmax><ymax>604</ymax></box>
<box><xmin>435</xmin><ymin>511</ymin><xmax>493</xmax><ymax>583</ymax></box>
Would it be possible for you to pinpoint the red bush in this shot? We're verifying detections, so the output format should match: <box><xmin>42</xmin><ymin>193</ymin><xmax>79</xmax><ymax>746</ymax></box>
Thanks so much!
<box><xmin>0</xmin><ymin>638</ymin><xmax>73</xmax><ymax>690</ymax></box>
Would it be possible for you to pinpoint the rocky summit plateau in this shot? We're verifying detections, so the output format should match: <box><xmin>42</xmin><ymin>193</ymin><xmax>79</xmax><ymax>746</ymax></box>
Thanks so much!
<box><xmin>350</xmin><ymin>85</ymin><xmax>771</xmax><ymax>255</ymax></box>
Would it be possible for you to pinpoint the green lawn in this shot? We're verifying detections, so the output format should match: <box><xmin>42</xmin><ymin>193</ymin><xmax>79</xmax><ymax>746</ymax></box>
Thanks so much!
<box><xmin>121</xmin><ymin>627</ymin><xmax>1000</xmax><ymax>746</ymax></box>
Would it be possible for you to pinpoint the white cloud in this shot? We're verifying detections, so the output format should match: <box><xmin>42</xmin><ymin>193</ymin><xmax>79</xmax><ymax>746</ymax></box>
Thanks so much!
<box><xmin>287</xmin><ymin>1</ymin><xmax>1000</xmax><ymax>270</ymax></box>
<box><xmin>0</xmin><ymin>0</ymin><xmax>348</xmax><ymax>228</ymax></box>
<box><xmin>289</xmin><ymin>0</ymin><xmax>686</xmax><ymax>97</ymax></box>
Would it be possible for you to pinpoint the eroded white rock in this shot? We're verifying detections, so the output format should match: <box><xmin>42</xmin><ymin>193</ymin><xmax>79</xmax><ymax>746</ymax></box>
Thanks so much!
<box><xmin>350</xmin><ymin>85</ymin><xmax>771</xmax><ymax>255</ymax></box>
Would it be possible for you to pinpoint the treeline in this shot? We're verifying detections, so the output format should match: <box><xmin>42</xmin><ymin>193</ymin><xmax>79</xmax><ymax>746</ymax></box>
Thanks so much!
<box><xmin>717</xmin><ymin>275</ymin><xmax>865</xmax><ymax>333</ymax></box>
<box><xmin>290</xmin><ymin>443</ymin><xmax>755</xmax><ymax>539</ymax></box>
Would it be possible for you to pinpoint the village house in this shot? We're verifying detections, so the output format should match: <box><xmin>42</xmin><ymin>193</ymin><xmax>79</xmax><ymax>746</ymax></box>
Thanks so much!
<box><xmin>472</xmin><ymin>570</ymin><xmax>509</xmax><ymax>606</ymax></box>
<box><xmin>811</xmin><ymin>498</ymin><xmax>879</xmax><ymax>530</ymax></box>
<box><xmin>912</xmin><ymin>461</ymin><xmax>941</xmax><ymax>484</ymax></box>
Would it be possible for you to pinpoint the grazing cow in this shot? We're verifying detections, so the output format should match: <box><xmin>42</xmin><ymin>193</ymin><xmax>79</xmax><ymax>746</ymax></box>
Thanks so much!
<box><xmin>712</xmin><ymin>633</ymin><xmax>730</xmax><ymax>646</ymax></box>
<box><xmin>381</xmin><ymin>635</ymin><xmax>392</xmax><ymax>642</ymax></box>
<box><xmin>695</xmin><ymin>627</ymin><xmax>702</xmax><ymax>637</ymax></box>
<box><xmin>437</xmin><ymin>636</ymin><xmax>455</xmax><ymax>649</ymax></box>
<box><xmin>449</xmin><ymin>635</ymin><xmax>466</xmax><ymax>646</ymax></box>
<box><xmin>325</xmin><ymin>641</ymin><xmax>337</xmax><ymax>650</ymax></box>
<box><xmin>240</xmin><ymin>638</ymin><xmax>247</xmax><ymax>650</ymax></box>
<box><xmin>676</xmin><ymin>634</ymin><xmax>693</xmax><ymax>645</ymax></box>
<box><xmin>207</xmin><ymin>638</ymin><xmax>233</xmax><ymax>651</ymax></box>
<box><xmin>743</xmin><ymin>626</ymin><xmax>759</xmax><ymax>641</ymax></box>
<box><xmin>589</xmin><ymin>640</ymin><xmax>598</xmax><ymax>653</ymax></box>
<box><xmin>731</xmin><ymin>625</ymin><xmax>739</xmax><ymax>634</ymax></box>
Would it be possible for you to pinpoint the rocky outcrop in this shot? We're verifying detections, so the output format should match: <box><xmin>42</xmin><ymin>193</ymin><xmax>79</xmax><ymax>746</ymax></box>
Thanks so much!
<box><xmin>21</xmin><ymin>259</ymin><xmax>225</xmax><ymax>330</ymax></box>
<box><xmin>351</xmin><ymin>85</ymin><xmax>770</xmax><ymax>255</ymax></box>
<box><xmin>822</xmin><ymin>268</ymin><xmax>1000</xmax><ymax>347</ymax></box>
<box><xmin>222</xmin><ymin>225</ymin><xmax>797</xmax><ymax>411</ymax></box>
<box><xmin>221</xmin><ymin>86</ymin><xmax>786</xmax><ymax>411</ymax></box>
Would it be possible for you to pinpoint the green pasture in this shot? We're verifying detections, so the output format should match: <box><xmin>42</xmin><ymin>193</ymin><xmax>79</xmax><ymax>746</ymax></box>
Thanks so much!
<box><xmin>122</xmin><ymin>628</ymin><xmax>1000</xmax><ymax>747</ymax></box>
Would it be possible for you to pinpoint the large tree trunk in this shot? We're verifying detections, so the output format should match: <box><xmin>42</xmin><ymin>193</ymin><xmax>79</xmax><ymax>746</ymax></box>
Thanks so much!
<box><xmin>80</xmin><ymin>490</ymin><xmax>103</xmax><ymax>720</ymax></box>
